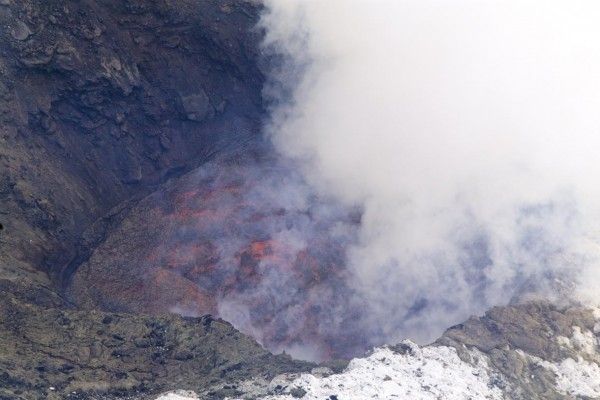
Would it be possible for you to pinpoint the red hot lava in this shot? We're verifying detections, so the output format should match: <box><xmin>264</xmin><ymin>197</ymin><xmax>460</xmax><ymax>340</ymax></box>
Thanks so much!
<box><xmin>70</xmin><ymin>157</ymin><xmax>370</xmax><ymax>361</ymax></box>
<box><xmin>148</xmin><ymin>160</ymin><xmax>368</xmax><ymax>360</ymax></box>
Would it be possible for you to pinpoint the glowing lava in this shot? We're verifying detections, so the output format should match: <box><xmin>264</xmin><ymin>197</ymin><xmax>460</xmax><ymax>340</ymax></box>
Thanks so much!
<box><xmin>70</xmin><ymin>155</ymin><xmax>366</xmax><ymax>360</ymax></box>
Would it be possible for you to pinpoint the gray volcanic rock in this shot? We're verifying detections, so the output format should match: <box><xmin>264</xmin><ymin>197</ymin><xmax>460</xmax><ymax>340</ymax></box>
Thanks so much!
<box><xmin>437</xmin><ymin>301</ymin><xmax>600</xmax><ymax>399</ymax></box>
<box><xmin>0</xmin><ymin>291</ymin><xmax>313</xmax><ymax>400</ymax></box>
<box><xmin>181</xmin><ymin>91</ymin><xmax>214</xmax><ymax>122</ymax></box>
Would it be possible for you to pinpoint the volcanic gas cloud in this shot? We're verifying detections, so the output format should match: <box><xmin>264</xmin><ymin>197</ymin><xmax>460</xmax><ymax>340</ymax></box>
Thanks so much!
<box><xmin>71</xmin><ymin>0</ymin><xmax>600</xmax><ymax>362</ymax></box>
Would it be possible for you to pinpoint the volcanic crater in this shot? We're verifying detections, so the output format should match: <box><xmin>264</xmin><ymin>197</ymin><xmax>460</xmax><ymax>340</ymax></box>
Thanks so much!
<box><xmin>4</xmin><ymin>1</ymin><xmax>600</xmax><ymax>399</ymax></box>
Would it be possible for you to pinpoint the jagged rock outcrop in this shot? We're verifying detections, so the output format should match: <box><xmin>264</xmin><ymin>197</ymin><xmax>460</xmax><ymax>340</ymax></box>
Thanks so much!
<box><xmin>0</xmin><ymin>291</ymin><xmax>313</xmax><ymax>400</ymax></box>
<box><xmin>222</xmin><ymin>302</ymin><xmax>600</xmax><ymax>400</ymax></box>
<box><xmin>438</xmin><ymin>301</ymin><xmax>600</xmax><ymax>399</ymax></box>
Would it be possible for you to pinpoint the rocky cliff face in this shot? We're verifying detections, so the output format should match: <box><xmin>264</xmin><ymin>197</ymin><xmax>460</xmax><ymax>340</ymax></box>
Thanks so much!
<box><xmin>0</xmin><ymin>0</ymin><xmax>265</xmax><ymax>305</ymax></box>
<box><xmin>0</xmin><ymin>1</ymin><xmax>317</xmax><ymax>399</ymax></box>
<box><xmin>0</xmin><ymin>294</ymin><xmax>313</xmax><ymax>400</ymax></box>
<box><xmin>438</xmin><ymin>301</ymin><xmax>600</xmax><ymax>399</ymax></box>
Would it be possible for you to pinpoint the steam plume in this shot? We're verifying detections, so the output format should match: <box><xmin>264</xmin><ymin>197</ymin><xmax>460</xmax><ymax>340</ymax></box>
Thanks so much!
<box><xmin>260</xmin><ymin>0</ymin><xmax>600</xmax><ymax>346</ymax></box>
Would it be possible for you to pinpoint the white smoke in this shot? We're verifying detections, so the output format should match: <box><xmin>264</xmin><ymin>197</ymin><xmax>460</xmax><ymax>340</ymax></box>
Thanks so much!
<box><xmin>261</xmin><ymin>0</ymin><xmax>600</xmax><ymax>344</ymax></box>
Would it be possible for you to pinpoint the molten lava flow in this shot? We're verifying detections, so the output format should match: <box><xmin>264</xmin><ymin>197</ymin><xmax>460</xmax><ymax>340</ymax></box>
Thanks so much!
<box><xmin>68</xmin><ymin>155</ymin><xmax>367</xmax><ymax>360</ymax></box>
<box><xmin>137</xmin><ymin>158</ymin><xmax>366</xmax><ymax>360</ymax></box>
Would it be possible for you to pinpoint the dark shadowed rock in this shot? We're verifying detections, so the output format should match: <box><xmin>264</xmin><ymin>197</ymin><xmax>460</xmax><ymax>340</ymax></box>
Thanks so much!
<box><xmin>181</xmin><ymin>90</ymin><xmax>214</xmax><ymax>122</ymax></box>
<box><xmin>10</xmin><ymin>19</ymin><xmax>31</xmax><ymax>41</ymax></box>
